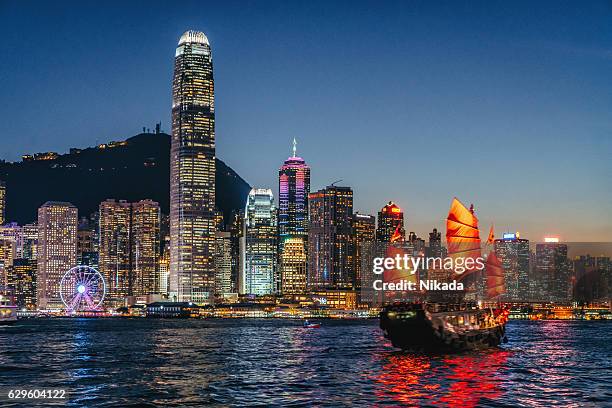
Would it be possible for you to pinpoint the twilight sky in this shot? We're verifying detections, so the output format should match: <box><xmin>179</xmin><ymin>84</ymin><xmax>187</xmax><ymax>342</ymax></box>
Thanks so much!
<box><xmin>0</xmin><ymin>0</ymin><xmax>611</xmax><ymax>241</ymax></box>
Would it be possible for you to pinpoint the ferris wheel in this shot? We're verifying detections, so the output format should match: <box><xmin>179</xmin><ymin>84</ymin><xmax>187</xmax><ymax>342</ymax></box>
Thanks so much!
<box><xmin>60</xmin><ymin>266</ymin><xmax>106</xmax><ymax>312</ymax></box>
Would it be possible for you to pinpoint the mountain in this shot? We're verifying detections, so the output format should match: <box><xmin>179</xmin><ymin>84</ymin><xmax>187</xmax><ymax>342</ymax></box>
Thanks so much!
<box><xmin>0</xmin><ymin>132</ymin><xmax>251</xmax><ymax>225</ymax></box>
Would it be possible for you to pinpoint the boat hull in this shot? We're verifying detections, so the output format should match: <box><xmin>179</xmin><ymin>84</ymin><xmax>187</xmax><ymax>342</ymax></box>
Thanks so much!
<box><xmin>380</xmin><ymin>304</ymin><xmax>506</xmax><ymax>352</ymax></box>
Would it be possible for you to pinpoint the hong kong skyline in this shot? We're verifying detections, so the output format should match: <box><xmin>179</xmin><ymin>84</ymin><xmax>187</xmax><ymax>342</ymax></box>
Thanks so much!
<box><xmin>0</xmin><ymin>1</ymin><xmax>611</xmax><ymax>241</ymax></box>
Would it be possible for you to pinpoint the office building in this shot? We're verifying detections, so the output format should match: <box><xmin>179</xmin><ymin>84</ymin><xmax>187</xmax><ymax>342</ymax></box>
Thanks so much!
<box><xmin>169</xmin><ymin>30</ymin><xmax>216</xmax><ymax>304</ymax></box>
<box><xmin>37</xmin><ymin>201</ymin><xmax>78</xmax><ymax>310</ymax></box>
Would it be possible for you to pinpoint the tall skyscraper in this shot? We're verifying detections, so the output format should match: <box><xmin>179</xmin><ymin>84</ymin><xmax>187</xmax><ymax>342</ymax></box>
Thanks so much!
<box><xmin>131</xmin><ymin>200</ymin><xmax>161</xmax><ymax>296</ymax></box>
<box><xmin>0</xmin><ymin>239</ymin><xmax>14</xmax><ymax>288</ymax></box>
<box><xmin>308</xmin><ymin>186</ymin><xmax>354</xmax><ymax>289</ymax></box>
<box><xmin>169</xmin><ymin>30</ymin><xmax>216</xmax><ymax>304</ymax></box>
<box><xmin>243</xmin><ymin>189</ymin><xmax>277</xmax><ymax>295</ymax></box>
<box><xmin>213</xmin><ymin>231</ymin><xmax>232</xmax><ymax>295</ymax></box>
<box><xmin>37</xmin><ymin>201</ymin><xmax>78</xmax><ymax>310</ymax></box>
<box><xmin>352</xmin><ymin>212</ymin><xmax>375</xmax><ymax>287</ymax></box>
<box><xmin>99</xmin><ymin>199</ymin><xmax>160</xmax><ymax>304</ymax></box>
<box><xmin>376</xmin><ymin>201</ymin><xmax>405</xmax><ymax>243</ymax></box>
<box><xmin>0</xmin><ymin>181</ymin><xmax>5</xmax><ymax>225</ymax></box>
<box><xmin>494</xmin><ymin>233</ymin><xmax>530</xmax><ymax>301</ymax></box>
<box><xmin>278</xmin><ymin>139</ymin><xmax>310</xmax><ymax>246</ymax></box>
<box><xmin>536</xmin><ymin>239</ymin><xmax>570</xmax><ymax>302</ymax></box>
<box><xmin>229</xmin><ymin>211</ymin><xmax>244</xmax><ymax>294</ymax></box>
<box><xmin>99</xmin><ymin>200</ymin><xmax>131</xmax><ymax>304</ymax></box>
<box><xmin>280</xmin><ymin>237</ymin><xmax>307</xmax><ymax>294</ymax></box>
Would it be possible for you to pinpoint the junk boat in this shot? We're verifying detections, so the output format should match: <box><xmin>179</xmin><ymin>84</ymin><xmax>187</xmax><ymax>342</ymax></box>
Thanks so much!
<box><xmin>0</xmin><ymin>292</ymin><xmax>18</xmax><ymax>325</ymax></box>
<box><xmin>380</xmin><ymin>302</ymin><xmax>507</xmax><ymax>351</ymax></box>
<box><xmin>379</xmin><ymin>198</ymin><xmax>508</xmax><ymax>352</ymax></box>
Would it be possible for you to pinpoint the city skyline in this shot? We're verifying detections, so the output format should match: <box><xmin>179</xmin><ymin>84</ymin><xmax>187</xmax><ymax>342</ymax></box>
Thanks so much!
<box><xmin>0</xmin><ymin>1</ymin><xmax>611</xmax><ymax>242</ymax></box>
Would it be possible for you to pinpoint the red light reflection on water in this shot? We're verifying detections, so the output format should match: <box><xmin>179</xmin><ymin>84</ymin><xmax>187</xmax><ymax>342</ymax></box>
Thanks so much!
<box><xmin>375</xmin><ymin>350</ymin><xmax>509</xmax><ymax>407</ymax></box>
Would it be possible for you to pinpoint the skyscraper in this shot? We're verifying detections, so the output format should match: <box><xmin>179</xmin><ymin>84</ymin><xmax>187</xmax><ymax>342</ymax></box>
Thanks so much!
<box><xmin>213</xmin><ymin>231</ymin><xmax>232</xmax><ymax>295</ymax></box>
<box><xmin>308</xmin><ymin>186</ymin><xmax>354</xmax><ymax>289</ymax></box>
<box><xmin>494</xmin><ymin>233</ymin><xmax>530</xmax><ymax>301</ymax></box>
<box><xmin>243</xmin><ymin>189</ymin><xmax>277</xmax><ymax>295</ymax></box>
<box><xmin>278</xmin><ymin>139</ymin><xmax>310</xmax><ymax>247</ymax></box>
<box><xmin>535</xmin><ymin>240</ymin><xmax>570</xmax><ymax>302</ymax></box>
<box><xmin>280</xmin><ymin>237</ymin><xmax>307</xmax><ymax>294</ymax></box>
<box><xmin>169</xmin><ymin>30</ymin><xmax>216</xmax><ymax>304</ymax></box>
<box><xmin>376</xmin><ymin>201</ymin><xmax>405</xmax><ymax>243</ymax></box>
<box><xmin>0</xmin><ymin>181</ymin><xmax>5</xmax><ymax>225</ymax></box>
<box><xmin>131</xmin><ymin>200</ymin><xmax>161</xmax><ymax>296</ymax></box>
<box><xmin>37</xmin><ymin>201</ymin><xmax>78</xmax><ymax>310</ymax></box>
<box><xmin>99</xmin><ymin>200</ymin><xmax>131</xmax><ymax>304</ymax></box>
<box><xmin>352</xmin><ymin>212</ymin><xmax>375</xmax><ymax>287</ymax></box>
<box><xmin>99</xmin><ymin>199</ymin><xmax>160</xmax><ymax>304</ymax></box>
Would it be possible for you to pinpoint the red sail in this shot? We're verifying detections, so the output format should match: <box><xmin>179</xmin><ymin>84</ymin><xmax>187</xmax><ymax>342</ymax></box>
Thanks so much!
<box><xmin>486</xmin><ymin>252</ymin><xmax>504</xmax><ymax>299</ymax></box>
<box><xmin>390</xmin><ymin>224</ymin><xmax>403</xmax><ymax>243</ymax></box>
<box><xmin>486</xmin><ymin>225</ymin><xmax>495</xmax><ymax>245</ymax></box>
<box><xmin>446</xmin><ymin>198</ymin><xmax>481</xmax><ymax>278</ymax></box>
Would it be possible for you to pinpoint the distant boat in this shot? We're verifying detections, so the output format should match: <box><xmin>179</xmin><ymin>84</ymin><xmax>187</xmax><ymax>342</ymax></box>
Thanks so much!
<box><xmin>303</xmin><ymin>320</ymin><xmax>321</xmax><ymax>329</ymax></box>
<box><xmin>379</xmin><ymin>198</ymin><xmax>508</xmax><ymax>352</ymax></box>
<box><xmin>0</xmin><ymin>292</ymin><xmax>18</xmax><ymax>325</ymax></box>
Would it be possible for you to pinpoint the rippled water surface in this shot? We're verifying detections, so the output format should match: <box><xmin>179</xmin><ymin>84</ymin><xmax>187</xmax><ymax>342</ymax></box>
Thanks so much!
<box><xmin>0</xmin><ymin>319</ymin><xmax>610</xmax><ymax>407</ymax></box>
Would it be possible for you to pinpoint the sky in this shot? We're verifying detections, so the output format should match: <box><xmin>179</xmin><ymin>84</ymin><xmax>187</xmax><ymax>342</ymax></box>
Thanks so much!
<box><xmin>0</xmin><ymin>0</ymin><xmax>611</xmax><ymax>241</ymax></box>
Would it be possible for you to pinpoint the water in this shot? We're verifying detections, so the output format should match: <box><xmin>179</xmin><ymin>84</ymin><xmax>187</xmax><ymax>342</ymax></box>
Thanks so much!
<box><xmin>0</xmin><ymin>319</ymin><xmax>610</xmax><ymax>407</ymax></box>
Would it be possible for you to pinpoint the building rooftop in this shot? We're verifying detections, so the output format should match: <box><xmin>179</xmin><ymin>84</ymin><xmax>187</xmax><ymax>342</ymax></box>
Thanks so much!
<box><xmin>178</xmin><ymin>30</ymin><xmax>209</xmax><ymax>46</ymax></box>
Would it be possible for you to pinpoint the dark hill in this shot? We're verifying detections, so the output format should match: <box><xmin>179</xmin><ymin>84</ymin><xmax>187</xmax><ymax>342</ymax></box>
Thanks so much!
<box><xmin>0</xmin><ymin>132</ymin><xmax>251</xmax><ymax>225</ymax></box>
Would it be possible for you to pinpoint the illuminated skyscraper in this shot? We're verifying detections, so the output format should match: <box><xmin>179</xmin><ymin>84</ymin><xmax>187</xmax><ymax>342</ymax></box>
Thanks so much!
<box><xmin>280</xmin><ymin>237</ymin><xmax>307</xmax><ymax>294</ymax></box>
<box><xmin>0</xmin><ymin>181</ymin><xmax>5</xmax><ymax>225</ymax></box>
<box><xmin>214</xmin><ymin>231</ymin><xmax>232</xmax><ymax>295</ymax></box>
<box><xmin>352</xmin><ymin>212</ymin><xmax>375</xmax><ymax>287</ymax></box>
<box><xmin>536</xmin><ymin>239</ymin><xmax>570</xmax><ymax>302</ymax></box>
<box><xmin>99</xmin><ymin>200</ymin><xmax>131</xmax><ymax>304</ymax></box>
<box><xmin>169</xmin><ymin>30</ymin><xmax>216</xmax><ymax>304</ymax></box>
<box><xmin>37</xmin><ymin>201</ymin><xmax>78</xmax><ymax>310</ymax></box>
<box><xmin>243</xmin><ymin>189</ymin><xmax>277</xmax><ymax>295</ymax></box>
<box><xmin>99</xmin><ymin>199</ymin><xmax>160</xmax><ymax>304</ymax></box>
<box><xmin>494</xmin><ymin>233</ymin><xmax>530</xmax><ymax>301</ymax></box>
<box><xmin>0</xmin><ymin>239</ymin><xmax>14</xmax><ymax>288</ymax></box>
<box><xmin>278</xmin><ymin>139</ymin><xmax>310</xmax><ymax>247</ymax></box>
<box><xmin>308</xmin><ymin>186</ymin><xmax>354</xmax><ymax>289</ymax></box>
<box><xmin>376</xmin><ymin>201</ymin><xmax>405</xmax><ymax>242</ymax></box>
<box><xmin>131</xmin><ymin>200</ymin><xmax>161</xmax><ymax>296</ymax></box>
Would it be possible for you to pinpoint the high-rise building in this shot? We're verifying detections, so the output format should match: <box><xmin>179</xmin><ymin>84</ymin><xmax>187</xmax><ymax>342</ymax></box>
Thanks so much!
<box><xmin>99</xmin><ymin>199</ymin><xmax>160</xmax><ymax>304</ymax></box>
<box><xmin>494</xmin><ymin>233</ymin><xmax>530</xmax><ymax>301</ymax></box>
<box><xmin>37</xmin><ymin>201</ymin><xmax>78</xmax><ymax>310</ymax></box>
<box><xmin>7</xmin><ymin>258</ymin><xmax>36</xmax><ymax>310</ymax></box>
<box><xmin>278</xmin><ymin>139</ymin><xmax>310</xmax><ymax>249</ymax></box>
<box><xmin>352</xmin><ymin>212</ymin><xmax>375</xmax><ymax>288</ymax></box>
<box><xmin>243</xmin><ymin>189</ymin><xmax>277</xmax><ymax>295</ymax></box>
<box><xmin>159</xmin><ymin>235</ymin><xmax>170</xmax><ymax>296</ymax></box>
<box><xmin>131</xmin><ymin>200</ymin><xmax>161</xmax><ymax>296</ymax></box>
<box><xmin>0</xmin><ymin>223</ymin><xmax>38</xmax><ymax>260</ymax></box>
<box><xmin>229</xmin><ymin>211</ymin><xmax>244</xmax><ymax>294</ymax></box>
<box><xmin>0</xmin><ymin>239</ymin><xmax>15</xmax><ymax>288</ymax></box>
<box><xmin>535</xmin><ymin>240</ymin><xmax>570</xmax><ymax>303</ymax></box>
<box><xmin>280</xmin><ymin>237</ymin><xmax>307</xmax><ymax>294</ymax></box>
<box><xmin>428</xmin><ymin>228</ymin><xmax>442</xmax><ymax>258</ymax></box>
<box><xmin>376</xmin><ymin>201</ymin><xmax>405</xmax><ymax>243</ymax></box>
<box><xmin>308</xmin><ymin>186</ymin><xmax>354</xmax><ymax>289</ymax></box>
<box><xmin>214</xmin><ymin>231</ymin><xmax>232</xmax><ymax>295</ymax></box>
<box><xmin>169</xmin><ymin>30</ymin><xmax>216</xmax><ymax>304</ymax></box>
<box><xmin>99</xmin><ymin>200</ymin><xmax>132</xmax><ymax>304</ymax></box>
<box><xmin>0</xmin><ymin>181</ymin><xmax>5</xmax><ymax>225</ymax></box>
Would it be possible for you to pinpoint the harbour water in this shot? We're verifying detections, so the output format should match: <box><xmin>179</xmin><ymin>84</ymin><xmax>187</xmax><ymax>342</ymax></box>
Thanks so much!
<box><xmin>0</xmin><ymin>319</ymin><xmax>610</xmax><ymax>407</ymax></box>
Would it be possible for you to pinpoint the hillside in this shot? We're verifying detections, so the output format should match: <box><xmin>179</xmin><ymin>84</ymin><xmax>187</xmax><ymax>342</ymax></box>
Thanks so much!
<box><xmin>0</xmin><ymin>132</ymin><xmax>251</xmax><ymax>225</ymax></box>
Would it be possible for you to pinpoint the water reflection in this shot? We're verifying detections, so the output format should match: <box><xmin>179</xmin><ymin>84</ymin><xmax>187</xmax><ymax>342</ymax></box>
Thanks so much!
<box><xmin>375</xmin><ymin>349</ymin><xmax>509</xmax><ymax>407</ymax></box>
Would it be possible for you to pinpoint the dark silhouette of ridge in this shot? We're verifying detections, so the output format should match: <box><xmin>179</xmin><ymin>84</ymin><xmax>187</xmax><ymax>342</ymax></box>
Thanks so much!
<box><xmin>0</xmin><ymin>132</ymin><xmax>251</xmax><ymax>225</ymax></box>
